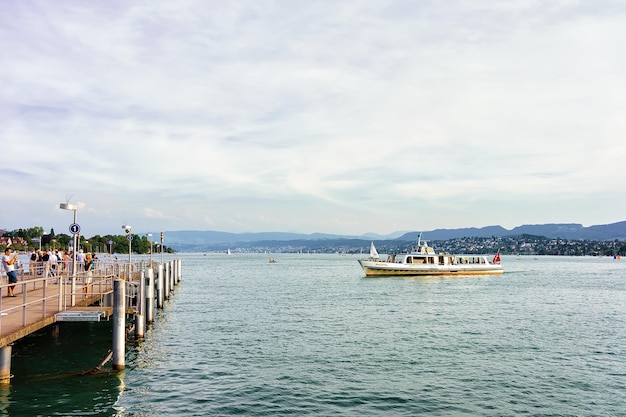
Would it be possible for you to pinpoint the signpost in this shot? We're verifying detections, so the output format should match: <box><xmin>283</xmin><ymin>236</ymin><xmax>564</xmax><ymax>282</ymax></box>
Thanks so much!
<box><xmin>69</xmin><ymin>223</ymin><xmax>80</xmax><ymax>235</ymax></box>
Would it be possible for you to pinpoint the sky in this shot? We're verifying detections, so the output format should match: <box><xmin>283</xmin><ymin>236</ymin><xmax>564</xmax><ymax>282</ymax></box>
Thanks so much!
<box><xmin>1</xmin><ymin>0</ymin><xmax>625</xmax><ymax>239</ymax></box>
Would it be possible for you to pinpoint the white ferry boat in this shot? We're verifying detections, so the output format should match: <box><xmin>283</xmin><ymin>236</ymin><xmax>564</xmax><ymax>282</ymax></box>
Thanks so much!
<box><xmin>358</xmin><ymin>237</ymin><xmax>503</xmax><ymax>277</ymax></box>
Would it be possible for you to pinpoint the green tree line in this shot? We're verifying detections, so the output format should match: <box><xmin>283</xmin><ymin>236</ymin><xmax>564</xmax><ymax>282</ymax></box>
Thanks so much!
<box><xmin>0</xmin><ymin>227</ymin><xmax>174</xmax><ymax>254</ymax></box>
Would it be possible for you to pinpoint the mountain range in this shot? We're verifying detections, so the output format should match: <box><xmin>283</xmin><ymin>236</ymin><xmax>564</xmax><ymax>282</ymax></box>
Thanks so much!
<box><xmin>157</xmin><ymin>221</ymin><xmax>626</xmax><ymax>250</ymax></box>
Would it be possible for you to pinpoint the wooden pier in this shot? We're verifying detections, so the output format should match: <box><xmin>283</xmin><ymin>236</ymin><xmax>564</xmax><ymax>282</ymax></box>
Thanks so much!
<box><xmin>0</xmin><ymin>258</ymin><xmax>182</xmax><ymax>383</ymax></box>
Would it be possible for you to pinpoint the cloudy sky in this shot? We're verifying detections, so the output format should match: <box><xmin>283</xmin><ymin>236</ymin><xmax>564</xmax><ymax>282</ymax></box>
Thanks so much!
<box><xmin>1</xmin><ymin>0</ymin><xmax>625</xmax><ymax>238</ymax></box>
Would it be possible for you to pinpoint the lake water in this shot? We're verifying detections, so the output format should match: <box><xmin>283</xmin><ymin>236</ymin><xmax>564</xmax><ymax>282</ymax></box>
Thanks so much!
<box><xmin>5</xmin><ymin>253</ymin><xmax>626</xmax><ymax>416</ymax></box>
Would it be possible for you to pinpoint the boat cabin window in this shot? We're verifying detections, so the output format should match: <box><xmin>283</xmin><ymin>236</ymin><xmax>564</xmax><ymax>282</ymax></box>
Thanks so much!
<box><xmin>408</xmin><ymin>256</ymin><xmax>428</xmax><ymax>264</ymax></box>
<box><xmin>463</xmin><ymin>257</ymin><xmax>486</xmax><ymax>264</ymax></box>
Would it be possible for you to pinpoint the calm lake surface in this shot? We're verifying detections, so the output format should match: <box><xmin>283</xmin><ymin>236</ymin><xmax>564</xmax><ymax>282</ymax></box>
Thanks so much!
<box><xmin>5</xmin><ymin>253</ymin><xmax>626</xmax><ymax>416</ymax></box>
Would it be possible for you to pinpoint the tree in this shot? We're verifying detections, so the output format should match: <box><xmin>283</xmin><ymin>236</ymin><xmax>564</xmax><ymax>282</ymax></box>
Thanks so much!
<box><xmin>56</xmin><ymin>234</ymin><xmax>71</xmax><ymax>248</ymax></box>
<box><xmin>23</xmin><ymin>227</ymin><xmax>44</xmax><ymax>239</ymax></box>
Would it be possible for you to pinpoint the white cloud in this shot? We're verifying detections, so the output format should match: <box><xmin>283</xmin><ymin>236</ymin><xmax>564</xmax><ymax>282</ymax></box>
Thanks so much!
<box><xmin>1</xmin><ymin>0</ymin><xmax>625</xmax><ymax>237</ymax></box>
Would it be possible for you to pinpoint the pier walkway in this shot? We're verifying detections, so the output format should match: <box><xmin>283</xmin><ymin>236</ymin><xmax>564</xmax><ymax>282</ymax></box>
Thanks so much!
<box><xmin>0</xmin><ymin>277</ymin><xmax>113</xmax><ymax>347</ymax></box>
<box><xmin>0</xmin><ymin>258</ymin><xmax>182</xmax><ymax>383</ymax></box>
<box><xmin>0</xmin><ymin>272</ymin><xmax>114</xmax><ymax>348</ymax></box>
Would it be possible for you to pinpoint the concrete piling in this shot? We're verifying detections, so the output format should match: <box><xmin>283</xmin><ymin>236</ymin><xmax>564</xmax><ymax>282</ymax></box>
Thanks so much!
<box><xmin>164</xmin><ymin>262</ymin><xmax>170</xmax><ymax>300</ymax></box>
<box><xmin>0</xmin><ymin>345</ymin><xmax>12</xmax><ymax>384</ymax></box>
<box><xmin>146</xmin><ymin>266</ymin><xmax>154</xmax><ymax>323</ymax></box>
<box><xmin>157</xmin><ymin>264</ymin><xmax>164</xmax><ymax>309</ymax></box>
<box><xmin>112</xmin><ymin>279</ymin><xmax>126</xmax><ymax>370</ymax></box>
<box><xmin>135</xmin><ymin>270</ymin><xmax>145</xmax><ymax>340</ymax></box>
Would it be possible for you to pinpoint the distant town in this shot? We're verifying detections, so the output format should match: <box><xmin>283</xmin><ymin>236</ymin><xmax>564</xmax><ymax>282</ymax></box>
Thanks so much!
<box><xmin>176</xmin><ymin>235</ymin><xmax>626</xmax><ymax>257</ymax></box>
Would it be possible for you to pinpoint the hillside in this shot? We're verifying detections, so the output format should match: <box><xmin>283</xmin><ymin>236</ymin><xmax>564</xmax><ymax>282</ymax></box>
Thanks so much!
<box><xmin>398</xmin><ymin>221</ymin><xmax>626</xmax><ymax>241</ymax></box>
<box><xmin>157</xmin><ymin>221</ymin><xmax>626</xmax><ymax>251</ymax></box>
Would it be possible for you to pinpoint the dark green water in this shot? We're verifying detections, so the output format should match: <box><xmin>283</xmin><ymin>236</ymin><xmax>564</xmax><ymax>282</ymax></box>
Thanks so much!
<box><xmin>4</xmin><ymin>254</ymin><xmax>626</xmax><ymax>416</ymax></box>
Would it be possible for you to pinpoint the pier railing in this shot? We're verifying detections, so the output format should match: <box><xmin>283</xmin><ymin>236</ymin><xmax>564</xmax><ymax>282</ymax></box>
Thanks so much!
<box><xmin>0</xmin><ymin>268</ymin><xmax>112</xmax><ymax>337</ymax></box>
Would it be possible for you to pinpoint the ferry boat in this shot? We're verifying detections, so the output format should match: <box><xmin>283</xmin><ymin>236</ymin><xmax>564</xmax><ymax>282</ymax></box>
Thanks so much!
<box><xmin>358</xmin><ymin>237</ymin><xmax>503</xmax><ymax>277</ymax></box>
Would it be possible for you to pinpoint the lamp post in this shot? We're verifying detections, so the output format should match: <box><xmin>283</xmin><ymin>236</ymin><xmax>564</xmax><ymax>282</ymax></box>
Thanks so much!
<box><xmin>59</xmin><ymin>202</ymin><xmax>78</xmax><ymax>306</ymax></box>
<box><xmin>122</xmin><ymin>225</ymin><xmax>132</xmax><ymax>277</ymax></box>
<box><xmin>160</xmin><ymin>231</ymin><xmax>164</xmax><ymax>264</ymax></box>
<box><xmin>146</xmin><ymin>233</ymin><xmax>153</xmax><ymax>265</ymax></box>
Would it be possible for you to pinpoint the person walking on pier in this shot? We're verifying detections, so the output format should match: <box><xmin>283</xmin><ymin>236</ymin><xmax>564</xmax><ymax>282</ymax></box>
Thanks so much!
<box><xmin>84</xmin><ymin>252</ymin><xmax>94</xmax><ymax>295</ymax></box>
<box><xmin>61</xmin><ymin>250</ymin><xmax>70</xmax><ymax>274</ymax></box>
<box><xmin>29</xmin><ymin>249</ymin><xmax>37</xmax><ymax>275</ymax></box>
<box><xmin>48</xmin><ymin>250</ymin><xmax>58</xmax><ymax>277</ymax></box>
<box><xmin>2</xmin><ymin>248</ymin><xmax>19</xmax><ymax>297</ymax></box>
<box><xmin>76</xmin><ymin>249</ymin><xmax>86</xmax><ymax>270</ymax></box>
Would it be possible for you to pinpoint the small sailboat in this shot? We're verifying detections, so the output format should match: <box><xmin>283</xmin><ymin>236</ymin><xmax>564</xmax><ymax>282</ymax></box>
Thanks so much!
<box><xmin>268</xmin><ymin>252</ymin><xmax>277</xmax><ymax>263</ymax></box>
<box><xmin>227</xmin><ymin>248</ymin><xmax>232</xmax><ymax>256</ymax></box>
<box><xmin>369</xmin><ymin>241</ymin><xmax>380</xmax><ymax>260</ymax></box>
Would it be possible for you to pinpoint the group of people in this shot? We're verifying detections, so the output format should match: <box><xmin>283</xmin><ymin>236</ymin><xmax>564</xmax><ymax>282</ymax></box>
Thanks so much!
<box><xmin>29</xmin><ymin>249</ymin><xmax>68</xmax><ymax>276</ymax></box>
<box><xmin>28</xmin><ymin>249</ymin><xmax>96</xmax><ymax>276</ymax></box>
<box><xmin>2</xmin><ymin>248</ymin><xmax>97</xmax><ymax>297</ymax></box>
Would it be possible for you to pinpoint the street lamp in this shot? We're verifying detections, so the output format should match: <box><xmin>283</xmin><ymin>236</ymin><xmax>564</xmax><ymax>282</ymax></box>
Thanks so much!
<box><xmin>146</xmin><ymin>233</ymin><xmax>153</xmax><ymax>264</ymax></box>
<box><xmin>60</xmin><ymin>202</ymin><xmax>78</xmax><ymax>306</ymax></box>
<box><xmin>160</xmin><ymin>231</ymin><xmax>164</xmax><ymax>264</ymax></box>
<box><xmin>154</xmin><ymin>241</ymin><xmax>163</xmax><ymax>264</ymax></box>
<box><xmin>122</xmin><ymin>225</ymin><xmax>132</xmax><ymax>277</ymax></box>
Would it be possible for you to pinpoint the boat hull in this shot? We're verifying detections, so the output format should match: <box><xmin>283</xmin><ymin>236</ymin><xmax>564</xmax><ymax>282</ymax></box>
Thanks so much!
<box><xmin>358</xmin><ymin>259</ymin><xmax>504</xmax><ymax>277</ymax></box>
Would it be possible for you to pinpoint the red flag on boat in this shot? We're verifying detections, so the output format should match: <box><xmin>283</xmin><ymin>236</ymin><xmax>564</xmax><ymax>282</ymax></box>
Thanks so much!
<box><xmin>492</xmin><ymin>251</ymin><xmax>501</xmax><ymax>264</ymax></box>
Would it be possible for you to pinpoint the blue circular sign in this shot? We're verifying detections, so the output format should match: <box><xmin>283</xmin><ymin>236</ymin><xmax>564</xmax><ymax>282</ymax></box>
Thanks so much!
<box><xmin>69</xmin><ymin>223</ymin><xmax>81</xmax><ymax>235</ymax></box>
<box><xmin>127</xmin><ymin>235</ymin><xmax>133</xmax><ymax>241</ymax></box>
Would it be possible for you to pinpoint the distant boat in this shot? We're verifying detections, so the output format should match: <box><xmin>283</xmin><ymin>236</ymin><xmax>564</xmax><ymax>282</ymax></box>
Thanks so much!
<box><xmin>227</xmin><ymin>248</ymin><xmax>231</xmax><ymax>256</ymax></box>
<box><xmin>358</xmin><ymin>234</ymin><xmax>503</xmax><ymax>277</ymax></box>
<box><xmin>268</xmin><ymin>252</ymin><xmax>277</xmax><ymax>263</ymax></box>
